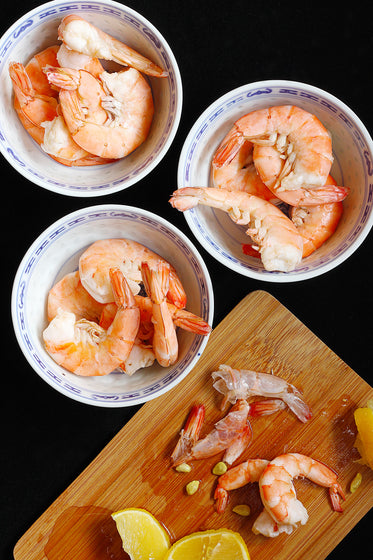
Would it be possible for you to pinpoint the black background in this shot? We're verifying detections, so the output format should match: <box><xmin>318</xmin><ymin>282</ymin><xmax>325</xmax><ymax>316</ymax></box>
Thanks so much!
<box><xmin>2</xmin><ymin>1</ymin><xmax>372</xmax><ymax>558</ymax></box>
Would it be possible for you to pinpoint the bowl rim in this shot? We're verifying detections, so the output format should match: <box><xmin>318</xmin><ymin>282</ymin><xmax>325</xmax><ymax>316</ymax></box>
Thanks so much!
<box><xmin>11</xmin><ymin>204</ymin><xmax>214</xmax><ymax>407</ymax></box>
<box><xmin>0</xmin><ymin>0</ymin><xmax>183</xmax><ymax>197</ymax></box>
<box><xmin>177</xmin><ymin>78</ymin><xmax>373</xmax><ymax>282</ymax></box>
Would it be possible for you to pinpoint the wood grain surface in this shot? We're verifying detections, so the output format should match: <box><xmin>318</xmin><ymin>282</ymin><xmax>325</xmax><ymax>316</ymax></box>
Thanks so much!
<box><xmin>14</xmin><ymin>290</ymin><xmax>373</xmax><ymax>560</ymax></box>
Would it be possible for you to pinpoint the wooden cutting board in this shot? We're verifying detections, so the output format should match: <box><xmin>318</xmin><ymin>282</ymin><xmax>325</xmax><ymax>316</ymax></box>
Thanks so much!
<box><xmin>14</xmin><ymin>290</ymin><xmax>373</xmax><ymax>560</ymax></box>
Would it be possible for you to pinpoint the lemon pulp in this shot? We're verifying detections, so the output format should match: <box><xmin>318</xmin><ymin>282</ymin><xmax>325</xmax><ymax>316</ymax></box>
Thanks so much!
<box><xmin>112</xmin><ymin>507</ymin><xmax>170</xmax><ymax>560</ymax></box>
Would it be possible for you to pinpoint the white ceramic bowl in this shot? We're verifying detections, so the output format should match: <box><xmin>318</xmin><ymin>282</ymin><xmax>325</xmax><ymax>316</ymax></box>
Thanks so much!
<box><xmin>0</xmin><ymin>0</ymin><xmax>182</xmax><ymax>196</ymax></box>
<box><xmin>11</xmin><ymin>205</ymin><xmax>213</xmax><ymax>407</ymax></box>
<box><xmin>178</xmin><ymin>80</ymin><xmax>373</xmax><ymax>282</ymax></box>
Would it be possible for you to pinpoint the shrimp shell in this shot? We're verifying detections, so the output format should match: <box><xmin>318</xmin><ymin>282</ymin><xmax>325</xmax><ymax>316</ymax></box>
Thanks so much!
<box><xmin>212</xmin><ymin>364</ymin><xmax>312</xmax><ymax>422</ymax></box>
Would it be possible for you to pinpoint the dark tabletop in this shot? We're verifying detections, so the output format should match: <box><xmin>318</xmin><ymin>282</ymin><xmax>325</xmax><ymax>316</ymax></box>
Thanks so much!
<box><xmin>2</xmin><ymin>0</ymin><xmax>372</xmax><ymax>558</ymax></box>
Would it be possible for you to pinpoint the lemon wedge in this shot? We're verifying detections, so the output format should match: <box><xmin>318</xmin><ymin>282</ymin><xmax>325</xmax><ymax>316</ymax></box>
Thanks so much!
<box><xmin>163</xmin><ymin>528</ymin><xmax>250</xmax><ymax>560</ymax></box>
<box><xmin>354</xmin><ymin>403</ymin><xmax>373</xmax><ymax>470</ymax></box>
<box><xmin>111</xmin><ymin>508</ymin><xmax>170</xmax><ymax>560</ymax></box>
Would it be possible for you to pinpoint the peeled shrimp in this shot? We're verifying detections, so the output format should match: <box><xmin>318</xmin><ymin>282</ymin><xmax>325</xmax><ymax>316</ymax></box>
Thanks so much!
<box><xmin>78</xmin><ymin>238</ymin><xmax>186</xmax><ymax>308</ymax></box>
<box><xmin>56</xmin><ymin>42</ymin><xmax>105</xmax><ymax>77</ymax></box>
<box><xmin>259</xmin><ymin>453</ymin><xmax>345</xmax><ymax>531</ymax></box>
<box><xmin>58</xmin><ymin>14</ymin><xmax>168</xmax><ymax>78</ymax></box>
<box><xmin>169</xmin><ymin>186</ymin><xmax>303</xmax><ymax>272</ymax></box>
<box><xmin>214</xmin><ymin>458</ymin><xmax>269</xmax><ymax>513</ymax></box>
<box><xmin>141</xmin><ymin>262</ymin><xmax>178</xmax><ymax>367</ymax></box>
<box><xmin>290</xmin><ymin>176</ymin><xmax>343</xmax><ymax>257</ymax></box>
<box><xmin>212</xmin><ymin>364</ymin><xmax>312</xmax><ymax>422</ymax></box>
<box><xmin>47</xmin><ymin>270</ymin><xmax>105</xmax><ymax>323</ymax></box>
<box><xmin>43</xmin><ymin>268</ymin><xmax>140</xmax><ymax>376</ymax></box>
<box><xmin>214</xmin><ymin>106</ymin><xmax>349</xmax><ymax>206</ymax></box>
<box><xmin>212</xmin><ymin>129</ymin><xmax>278</xmax><ymax>203</ymax></box>
<box><xmin>45</xmin><ymin>65</ymin><xmax>154</xmax><ymax>159</ymax></box>
<box><xmin>22</xmin><ymin>45</ymin><xmax>60</xmax><ymax>98</ymax></box>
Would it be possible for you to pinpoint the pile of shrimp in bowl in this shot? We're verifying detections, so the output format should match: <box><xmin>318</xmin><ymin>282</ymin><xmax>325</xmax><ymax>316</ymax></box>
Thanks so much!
<box><xmin>175</xmin><ymin>81</ymin><xmax>373</xmax><ymax>281</ymax></box>
<box><xmin>9</xmin><ymin>14</ymin><xmax>165</xmax><ymax>166</ymax></box>
<box><xmin>11</xmin><ymin>205</ymin><xmax>213</xmax><ymax>407</ymax></box>
<box><xmin>0</xmin><ymin>1</ymin><xmax>182</xmax><ymax>196</ymax></box>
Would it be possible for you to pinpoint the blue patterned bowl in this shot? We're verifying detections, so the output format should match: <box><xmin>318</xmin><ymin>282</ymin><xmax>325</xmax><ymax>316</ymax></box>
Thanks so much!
<box><xmin>11</xmin><ymin>205</ymin><xmax>213</xmax><ymax>406</ymax></box>
<box><xmin>178</xmin><ymin>80</ymin><xmax>373</xmax><ymax>282</ymax></box>
<box><xmin>0</xmin><ymin>0</ymin><xmax>182</xmax><ymax>196</ymax></box>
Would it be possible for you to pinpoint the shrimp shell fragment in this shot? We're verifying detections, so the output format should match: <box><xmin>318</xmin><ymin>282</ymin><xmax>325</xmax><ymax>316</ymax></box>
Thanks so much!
<box><xmin>212</xmin><ymin>364</ymin><xmax>312</xmax><ymax>422</ymax></box>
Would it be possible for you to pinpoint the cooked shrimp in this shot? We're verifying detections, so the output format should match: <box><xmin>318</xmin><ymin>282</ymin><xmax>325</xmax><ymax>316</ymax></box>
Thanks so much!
<box><xmin>56</xmin><ymin>42</ymin><xmax>104</xmax><ymax>77</ymax></box>
<box><xmin>78</xmin><ymin>238</ymin><xmax>186</xmax><ymax>308</ymax></box>
<box><xmin>58</xmin><ymin>14</ymin><xmax>168</xmax><ymax>78</ymax></box>
<box><xmin>289</xmin><ymin>174</ymin><xmax>343</xmax><ymax>257</ymax></box>
<box><xmin>141</xmin><ymin>262</ymin><xmax>178</xmax><ymax>367</ymax></box>
<box><xmin>214</xmin><ymin>106</ymin><xmax>348</xmax><ymax>205</ymax></box>
<box><xmin>252</xmin><ymin>508</ymin><xmax>294</xmax><ymax>537</ymax></box>
<box><xmin>120</xmin><ymin>339</ymin><xmax>155</xmax><ymax>375</ymax></box>
<box><xmin>47</xmin><ymin>270</ymin><xmax>105</xmax><ymax>323</ymax></box>
<box><xmin>171</xmin><ymin>404</ymin><xmax>206</xmax><ymax>466</ymax></box>
<box><xmin>253</xmin><ymin>144</ymin><xmax>349</xmax><ymax>206</ymax></box>
<box><xmin>99</xmin><ymin>296</ymin><xmax>211</xmax><ymax>335</ymax></box>
<box><xmin>43</xmin><ymin>268</ymin><xmax>140</xmax><ymax>376</ymax></box>
<box><xmin>9</xmin><ymin>61</ymin><xmax>58</xmax><ymax>128</ymax></box>
<box><xmin>214</xmin><ymin>458</ymin><xmax>269</xmax><ymax>513</ymax></box>
<box><xmin>23</xmin><ymin>45</ymin><xmax>60</xmax><ymax>98</ymax></box>
<box><xmin>259</xmin><ymin>453</ymin><xmax>345</xmax><ymax>529</ymax></box>
<box><xmin>212</xmin><ymin>364</ymin><xmax>312</xmax><ymax>422</ymax></box>
<box><xmin>212</xmin><ymin>129</ymin><xmax>278</xmax><ymax>203</ymax></box>
<box><xmin>45</xmin><ymin>65</ymin><xmax>154</xmax><ymax>159</ymax></box>
<box><xmin>9</xmin><ymin>62</ymin><xmax>111</xmax><ymax>166</ymax></box>
<box><xmin>169</xmin><ymin>186</ymin><xmax>303</xmax><ymax>272</ymax></box>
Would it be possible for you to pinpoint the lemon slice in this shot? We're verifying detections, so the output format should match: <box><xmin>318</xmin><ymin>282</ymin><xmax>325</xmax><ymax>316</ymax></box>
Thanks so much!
<box><xmin>111</xmin><ymin>508</ymin><xmax>170</xmax><ymax>560</ymax></box>
<box><xmin>164</xmin><ymin>528</ymin><xmax>250</xmax><ymax>560</ymax></box>
<box><xmin>354</xmin><ymin>404</ymin><xmax>373</xmax><ymax>470</ymax></box>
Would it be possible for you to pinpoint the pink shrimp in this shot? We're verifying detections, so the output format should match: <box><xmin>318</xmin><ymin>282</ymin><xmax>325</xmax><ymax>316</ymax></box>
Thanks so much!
<box><xmin>78</xmin><ymin>238</ymin><xmax>186</xmax><ymax>308</ymax></box>
<box><xmin>58</xmin><ymin>14</ymin><xmax>168</xmax><ymax>78</ymax></box>
<box><xmin>259</xmin><ymin>453</ymin><xmax>345</xmax><ymax>531</ymax></box>
<box><xmin>214</xmin><ymin>106</ymin><xmax>349</xmax><ymax>206</ymax></box>
<box><xmin>47</xmin><ymin>270</ymin><xmax>105</xmax><ymax>323</ymax></box>
<box><xmin>9</xmin><ymin>61</ymin><xmax>111</xmax><ymax>166</ymax></box>
<box><xmin>141</xmin><ymin>262</ymin><xmax>178</xmax><ymax>367</ymax></box>
<box><xmin>43</xmin><ymin>268</ymin><xmax>140</xmax><ymax>376</ymax></box>
<box><xmin>169</xmin><ymin>187</ymin><xmax>303</xmax><ymax>273</ymax></box>
<box><xmin>45</xmin><ymin>65</ymin><xmax>154</xmax><ymax>159</ymax></box>
<box><xmin>214</xmin><ymin>458</ymin><xmax>269</xmax><ymax>513</ymax></box>
<box><xmin>212</xmin><ymin>129</ymin><xmax>278</xmax><ymax>203</ymax></box>
<box><xmin>212</xmin><ymin>364</ymin><xmax>312</xmax><ymax>422</ymax></box>
<box><xmin>99</xmin><ymin>296</ymin><xmax>211</xmax><ymax>336</ymax></box>
<box><xmin>243</xmin><ymin>175</ymin><xmax>344</xmax><ymax>258</ymax></box>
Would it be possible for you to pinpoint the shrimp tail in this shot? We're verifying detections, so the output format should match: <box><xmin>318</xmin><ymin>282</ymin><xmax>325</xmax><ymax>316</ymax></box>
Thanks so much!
<box><xmin>213</xmin><ymin>126</ymin><xmax>245</xmax><ymax>167</ymax></box>
<box><xmin>281</xmin><ymin>388</ymin><xmax>313</xmax><ymax>423</ymax></box>
<box><xmin>329</xmin><ymin>483</ymin><xmax>345</xmax><ymax>512</ymax></box>
<box><xmin>172</xmin><ymin>308</ymin><xmax>212</xmax><ymax>335</ymax></box>
<box><xmin>214</xmin><ymin>487</ymin><xmax>229</xmax><ymax>514</ymax></box>
<box><xmin>249</xmin><ymin>398</ymin><xmax>287</xmax><ymax>417</ymax></box>
<box><xmin>223</xmin><ymin>420</ymin><xmax>253</xmax><ymax>465</ymax></box>
<box><xmin>171</xmin><ymin>404</ymin><xmax>205</xmax><ymax>466</ymax></box>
